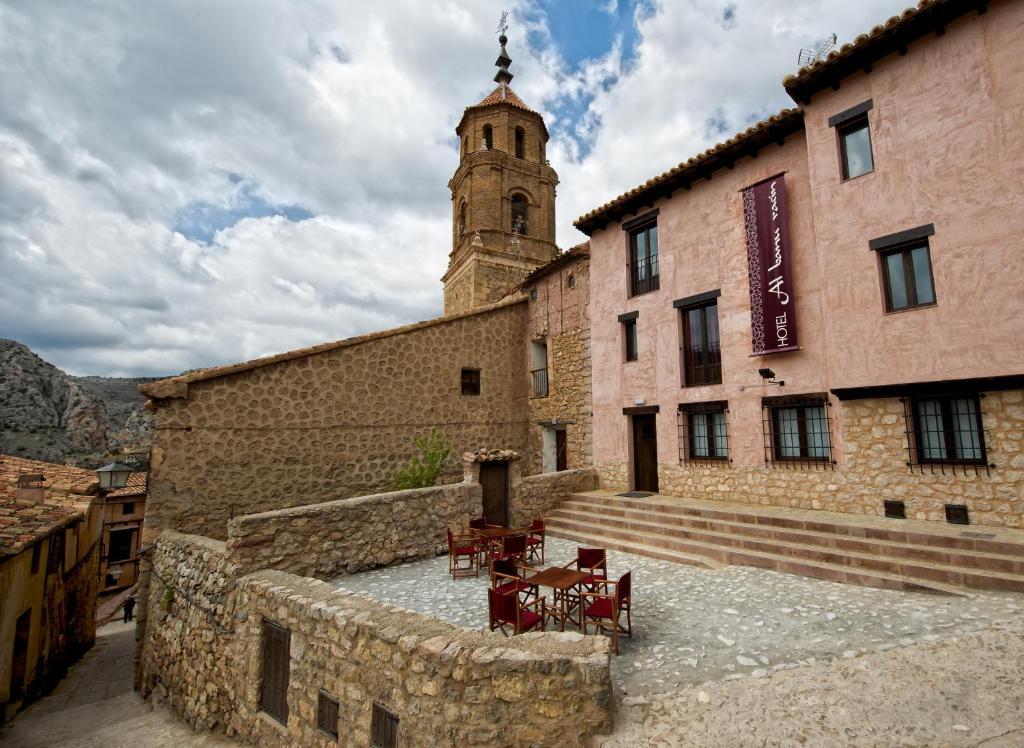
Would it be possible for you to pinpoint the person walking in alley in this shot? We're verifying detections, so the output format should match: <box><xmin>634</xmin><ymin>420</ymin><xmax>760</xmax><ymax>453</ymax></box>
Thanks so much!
<box><xmin>123</xmin><ymin>594</ymin><xmax>136</xmax><ymax>623</ymax></box>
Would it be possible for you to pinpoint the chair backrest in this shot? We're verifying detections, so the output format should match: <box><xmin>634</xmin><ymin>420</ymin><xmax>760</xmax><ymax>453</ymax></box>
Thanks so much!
<box><xmin>531</xmin><ymin>518</ymin><xmax>544</xmax><ymax>532</ymax></box>
<box><xmin>504</xmin><ymin>534</ymin><xmax>527</xmax><ymax>555</ymax></box>
<box><xmin>617</xmin><ymin>571</ymin><xmax>632</xmax><ymax>605</ymax></box>
<box><xmin>488</xmin><ymin>587</ymin><xmax>516</xmax><ymax>624</ymax></box>
<box><xmin>578</xmin><ymin>547</ymin><xmax>606</xmax><ymax>570</ymax></box>
<box><xmin>446</xmin><ymin>528</ymin><xmax>454</xmax><ymax>552</ymax></box>
<box><xmin>469</xmin><ymin>517</ymin><xmax>486</xmax><ymax>530</ymax></box>
<box><xmin>492</xmin><ymin>557</ymin><xmax>517</xmax><ymax>581</ymax></box>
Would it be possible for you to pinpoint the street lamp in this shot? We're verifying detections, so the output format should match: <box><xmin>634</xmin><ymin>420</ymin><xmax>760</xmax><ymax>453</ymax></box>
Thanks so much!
<box><xmin>96</xmin><ymin>462</ymin><xmax>133</xmax><ymax>491</ymax></box>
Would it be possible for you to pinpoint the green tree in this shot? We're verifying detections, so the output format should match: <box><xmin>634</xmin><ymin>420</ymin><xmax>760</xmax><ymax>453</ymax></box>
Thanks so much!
<box><xmin>392</xmin><ymin>429</ymin><xmax>451</xmax><ymax>490</ymax></box>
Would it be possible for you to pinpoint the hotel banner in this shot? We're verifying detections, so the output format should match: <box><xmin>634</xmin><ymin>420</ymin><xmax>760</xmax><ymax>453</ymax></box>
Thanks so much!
<box><xmin>742</xmin><ymin>173</ymin><xmax>799</xmax><ymax>355</ymax></box>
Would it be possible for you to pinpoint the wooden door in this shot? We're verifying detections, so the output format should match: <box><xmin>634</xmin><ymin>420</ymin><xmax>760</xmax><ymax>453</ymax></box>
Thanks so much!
<box><xmin>555</xmin><ymin>429</ymin><xmax>568</xmax><ymax>472</ymax></box>
<box><xmin>632</xmin><ymin>414</ymin><xmax>659</xmax><ymax>492</ymax></box>
<box><xmin>11</xmin><ymin>609</ymin><xmax>30</xmax><ymax>698</ymax></box>
<box><xmin>480</xmin><ymin>462</ymin><xmax>509</xmax><ymax>526</ymax></box>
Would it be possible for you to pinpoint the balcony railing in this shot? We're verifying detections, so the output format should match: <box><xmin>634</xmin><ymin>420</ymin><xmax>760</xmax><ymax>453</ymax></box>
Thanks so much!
<box><xmin>531</xmin><ymin>367</ymin><xmax>549</xmax><ymax>397</ymax></box>
<box><xmin>683</xmin><ymin>341</ymin><xmax>722</xmax><ymax>386</ymax></box>
<box><xmin>628</xmin><ymin>255</ymin><xmax>660</xmax><ymax>297</ymax></box>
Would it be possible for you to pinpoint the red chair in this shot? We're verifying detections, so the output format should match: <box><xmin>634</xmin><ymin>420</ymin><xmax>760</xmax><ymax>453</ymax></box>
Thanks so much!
<box><xmin>491</xmin><ymin>533</ymin><xmax>528</xmax><ymax>565</ymax></box>
<box><xmin>447</xmin><ymin>528</ymin><xmax>479</xmax><ymax>579</ymax></box>
<box><xmin>490</xmin><ymin>558</ymin><xmax>537</xmax><ymax>601</ymax></box>
<box><xmin>468</xmin><ymin>517</ymin><xmax>487</xmax><ymax>530</ymax></box>
<box><xmin>488</xmin><ymin>587</ymin><xmax>546</xmax><ymax>636</ymax></box>
<box><xmin>526</xmin><ymin>519</ymin><xmax>545</xmax><ymax>564</ymax></box>
<box><xmin>565</xmin><ymin>547</ymin><xmax>607</xmax><ymax>591</ymax></box>
<box><xmin>581</xmin><ymin>571</ymin><xmax>632</xmax><ymax>655</ymax></box>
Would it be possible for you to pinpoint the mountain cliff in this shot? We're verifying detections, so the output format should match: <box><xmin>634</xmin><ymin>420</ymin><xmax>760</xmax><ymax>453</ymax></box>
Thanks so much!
<box><xmin>0</xmin><ymin>339</ymin><xmax>160</xmax><ymax>466</ymax></box>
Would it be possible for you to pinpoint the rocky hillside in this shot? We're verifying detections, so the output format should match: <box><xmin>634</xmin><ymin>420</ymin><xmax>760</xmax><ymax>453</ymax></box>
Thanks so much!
<box><xmin>0</xmin><ymin>339</ymin><xmax>160</xmax><ymax>466</ymax></box>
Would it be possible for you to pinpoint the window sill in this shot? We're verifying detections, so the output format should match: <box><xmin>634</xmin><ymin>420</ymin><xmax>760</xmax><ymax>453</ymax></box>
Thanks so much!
<box><xmin>259</xmin><ymin>711</ymin><xmax>288</xmax><ymax>733</ymax></box>
<box><xmin>840</xmin><ymin>168</ymin><xmax>875</xmax><ymax>184</ymax></box>
<box><xmin>884</xmin><ymin>301</ymin><xmax>937</xmax><ymax>316</ymax></box>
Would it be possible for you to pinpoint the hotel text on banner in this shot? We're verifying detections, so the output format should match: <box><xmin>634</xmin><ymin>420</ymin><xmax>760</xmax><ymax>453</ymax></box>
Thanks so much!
<box><xmin>742</xmin><ymin>173</ymin><xmax>799</xmax><ymax>355</ymax></box>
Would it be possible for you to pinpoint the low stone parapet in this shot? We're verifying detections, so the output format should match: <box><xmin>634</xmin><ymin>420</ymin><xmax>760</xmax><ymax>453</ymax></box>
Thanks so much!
<box><xmin>511</xmin><ymin>467</ymin><xmax>599</xmax><ymax>527</ymax></box>
<box><xmin>225</xmin><ymin>482</ymin><xmax>482</xmax><ymax>578</ymax></box>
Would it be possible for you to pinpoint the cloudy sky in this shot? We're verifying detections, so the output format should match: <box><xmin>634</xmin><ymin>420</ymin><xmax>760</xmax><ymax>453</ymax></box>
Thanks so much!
<box><xmin>1</xmin><ymin>0</ymin><xmax>909</xmax><ymax>377</ymax></box>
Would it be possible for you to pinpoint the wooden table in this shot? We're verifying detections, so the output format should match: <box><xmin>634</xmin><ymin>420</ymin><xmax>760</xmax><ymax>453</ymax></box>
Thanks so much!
<box><xmin>472</xmin><ymin>526</ymin><xmax>527</xmax><ymax>564</ymax></box>
<box><xmin>525</xmin><ymin>567</ymin><xmax>589</xmax><ymax>631</ymax></box>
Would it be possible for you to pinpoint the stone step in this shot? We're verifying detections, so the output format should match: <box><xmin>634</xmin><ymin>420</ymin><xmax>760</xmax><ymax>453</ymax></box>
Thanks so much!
<box><xmin>547</xmin><ymin>513</ymin><xmax>1024</xmax><ymax>593</ymax></box>
<box><xmin>546</xmin><ymin>524</ymin><xmax>966</xmax><ymax>596</ymax></box>
<box><xmin>552</xmin><ymin>501</ymin><xmax>1024</xmax><ymax>576</ymax></box>
<box><xmin>566</xmin><ymin>492</ymin><xmax>1024</xmax><ymax>557</ymax></box>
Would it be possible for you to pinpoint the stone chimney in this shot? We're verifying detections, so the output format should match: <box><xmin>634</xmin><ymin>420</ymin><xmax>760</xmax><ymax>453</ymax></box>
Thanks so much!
<box><xmin>15</xmin><ymin>473</ymin><xmax>46</xmax><ymax>505</ymax></box>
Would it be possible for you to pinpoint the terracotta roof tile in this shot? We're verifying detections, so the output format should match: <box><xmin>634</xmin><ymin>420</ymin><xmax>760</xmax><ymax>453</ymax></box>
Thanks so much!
<box><xmin>0</xmin><ymin>496</ymin><xmax>83</xmax><ymax>557</ymax></box>
<box><xmin>783</xmin><ymin>0</ymin><xmax>981</xmax><ymax>102</ymax></box>
<box><xmin>519</xmin><ymin>242</ymin><xmax>590</xmax><ymax>288</ymax></box>
<box><xmin>470</xmin><ymin>83</ymin><xmax>534</xmax><ymax>112</ymax></box>
<box><xmin>0</xmin><ymin>456</ymin><xmax>98</xmax><ymax>501</ymax></box>
<box><xmin>574</xmin><ymin>108</ymin><xmax>803</xmax><ymax>234</ymax></box>
<box><xmin>106</xmin><ymin>472</ymin><xmax>148</xmax><ymax>498</ymax></box>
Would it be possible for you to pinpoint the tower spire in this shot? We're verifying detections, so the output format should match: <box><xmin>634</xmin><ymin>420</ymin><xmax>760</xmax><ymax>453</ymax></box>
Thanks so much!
<box><xmin>494</xmin><ymin>11</ymin><xmax>513</xmax><ymax>85</ymax></box>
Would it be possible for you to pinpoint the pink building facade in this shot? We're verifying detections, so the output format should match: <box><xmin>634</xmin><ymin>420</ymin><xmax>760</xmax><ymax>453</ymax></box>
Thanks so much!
<box><xmin>577</xmin><ymin>0</ymin><xmax>1024</xmax><ymax>528</ymax></box>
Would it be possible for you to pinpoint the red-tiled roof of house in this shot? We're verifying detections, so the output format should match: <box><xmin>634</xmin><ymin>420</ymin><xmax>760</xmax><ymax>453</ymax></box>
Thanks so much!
<box><xmin>573</xmin><ymin>108</ymin><xmax>804</xmax><ymax>235</ymax></box>
<box><xmin>0</xmin><ymin>497</ymin><xmax>83</xmax><ymax>556</ymax></box>
<box><xmin>0</xmin><ymin>456</ymin><xmax>97</xmax><ymax>556</ymax></box>
<box><xmin>519</xmin><ymin>242</ymin><xmax>590</xmax><ymax>288</ymax></box>
<box><xmin>783</xmin><ymin>0</ymin><xmax>984</xmax><ymax>103</ymax></box>
<box><xmin>0</xmin><ymin>456</ymin><xmax>99</xmax><ymax>503</ymax></box>
<box><xmin>106</xmin><ymin>472</ymin><xmax>147</xmax><ymax>498</ymax></box>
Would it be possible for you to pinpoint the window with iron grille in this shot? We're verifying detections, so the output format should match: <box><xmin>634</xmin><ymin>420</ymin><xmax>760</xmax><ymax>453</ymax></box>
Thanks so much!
<box><xmin>260</xmin><ymin>620</ymin><xmax>290</xmax><ymax>725</ymax></box>
<box><xmin>678</xmin><ymin>402</ymin><xmax>729</xmax><ymax>465</ymax></box>
<box><xmin>903</xmin><ymin>394</ymin><xmax>987</xmax><ymax>472</ymax></box>
<box><xmin>317</xmin><ymin>690</ymin><xmax>339</xmax><ymax>739</ymax></box>
<box><xmin>627</xmin><ymin>218</ymin><xmax>659</xmax><ymax>297</ymax></box>
<box><xmin>679</xmin><ymin>300</ymin><xmax>721</xmax><ymax>386</ymax></box>
<box><xmin>762</xmin><ymin>396</ymin><xmax>834</xmax><ymax>469</ymax></box>
<box><xmin>460</xmin><ymin>368</ymin><xmax>481</xmax><ymax>396</ymax></box>
<box><xmin>371</xmin><ymin>702</ymin><xmax>399</xmax><ymax>748</ymax></box>
<box><xmin>530</xmin><ymin>340</ymin><xmax>549</xmax><ymax>397</ymax></box>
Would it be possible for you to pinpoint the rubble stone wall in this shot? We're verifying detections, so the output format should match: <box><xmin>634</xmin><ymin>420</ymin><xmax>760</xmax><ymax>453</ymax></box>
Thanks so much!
<box><xmin>225</xmin><ymin>482</ymin><xmax>482</xmax><ymax>578</ymax></box>
<box><xmin>510</xmin><ymin>468</ymin><xmax>599</xmax><ymax>528</ymax></box>
<box><xmin>145</xmin><ymin>298</ymin><xmax>530</xmax><ymax>540</ymax></box>
<box><xmin>525</xmin><ymin>254</ymin><xmax>592</xmax><ymax>476</ymax></box>
<box><xmin>598</xmin><ymin>392</ymin><xmax>1024</xmax><ymax>528</ymax></box>
<box><xmin>141</xmin><ymin>531</ymin><xmax>613</xmax><ymax>747</ymax></box>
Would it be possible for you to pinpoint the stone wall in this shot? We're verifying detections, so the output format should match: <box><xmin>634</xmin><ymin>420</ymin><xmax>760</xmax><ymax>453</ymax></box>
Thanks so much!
<box><xmin>225</xmin><ymin>483</ymin><xmax>481</xmax><ymax>578</ymax></box>
<box><xmin>598</xmin><ymin>391</ymin><xmax>1024</xmax><ymax>528</ymax></box>
<box><xmin>524</xmin><ymin>251</ymin><xmax>592</xmax><ymax>475</ymax></box>
<box><xmin>142</xmin><ymin>298</ymin><xmax>529</xmax><ymax>540</ymax></box>
<box><xmin>510</xmin><ymin>468</ymin><xmax>599</xmax><ymax>528</ymax></box>
<box><xmin>141</xmin><ymin>530</ymin><xmax>613</xmax><ymax>746</ymax></box>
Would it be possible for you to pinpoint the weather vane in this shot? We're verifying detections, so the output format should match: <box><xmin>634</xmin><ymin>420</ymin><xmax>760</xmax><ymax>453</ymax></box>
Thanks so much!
<box><xmin>496</xmin><ymin>10</ymin><xmax>509</xmax><ymax>36</ymax></box>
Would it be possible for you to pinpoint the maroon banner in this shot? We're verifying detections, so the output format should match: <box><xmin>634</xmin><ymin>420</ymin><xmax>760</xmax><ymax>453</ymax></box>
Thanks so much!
<box><xmin>742</xmin><ymin>174</ymin><xmax>799</xmax><ymax>355</ymax></box>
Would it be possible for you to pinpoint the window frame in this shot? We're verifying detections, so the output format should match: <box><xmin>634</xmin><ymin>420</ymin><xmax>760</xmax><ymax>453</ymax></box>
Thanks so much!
<box><xmin>677</xmin><ymin>402</ymin><xmax>730</xmax><ymax>465</ymax></box>
<box><xmin>530</xmin><ymin>339</ymin><xmax>549</xmax><ymax>398</ymax></box>
<box><xmin>879</xmin><ymin>241</ymin><xmax>936</xmax><ymax>313</ymax></box>
<box><xmin>514</xmin><ymin>126</ymin><xmax>525</xmax><ymax>159</ymax></box>
<box><xmin>909</xmin><ymin>393</ymin><xmax>987</xmax><ymax>467</ymax></box>
<box><xmin>460</xmin><ymin>368</ymin><xmax>481</xmax><ymax>397</ymax></box>
<box><xmin>619</xmin><ymin>311</ymin><xmax>639</xmax><ymax>363</ymax></box>
<box><xmin>624</xmin><ymin>212</ymin><xmax>659</xmax><ymax>297</ymax></box>
<box><xmin>510</xmin><ymin>193</ymin><xmax>528</xmax><ymax>235</ymax></box>
<box><xmin>678</xmin><ymin>298</ymin><xmax>722</xmax><ymax>386</ymax></box>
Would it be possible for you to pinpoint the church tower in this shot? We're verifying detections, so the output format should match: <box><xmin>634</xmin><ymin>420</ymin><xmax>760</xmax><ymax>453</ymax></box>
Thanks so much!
<box><xmin>442</xmin><ymin>31</ymin><xmax>559</xmax><ymax>315</ymax></box>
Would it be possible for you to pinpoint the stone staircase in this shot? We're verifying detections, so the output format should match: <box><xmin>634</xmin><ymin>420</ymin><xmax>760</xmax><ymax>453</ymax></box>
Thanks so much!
<box><xmin>545</xmin><ymin>491</ymin><xmax>1024</xmax><ymax>595</ymax></box>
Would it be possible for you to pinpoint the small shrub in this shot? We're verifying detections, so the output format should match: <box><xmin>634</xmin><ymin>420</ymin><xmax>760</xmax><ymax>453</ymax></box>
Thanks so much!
<box><xmin>392</xmin><ymin>429</ymin><xmax>450</xmax><ymax>490</ymax></box>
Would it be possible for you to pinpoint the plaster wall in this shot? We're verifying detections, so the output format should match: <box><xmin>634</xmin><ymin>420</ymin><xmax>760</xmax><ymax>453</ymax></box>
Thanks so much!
<box><xmin>800</xmin><ymin>1</ymin><xmax>1024</xmax><ymax>388</ymax></box>
<box><xmin>588</xmin><ymin>133</ymin><xmax>829</xmax><ymax>475</ymax></box>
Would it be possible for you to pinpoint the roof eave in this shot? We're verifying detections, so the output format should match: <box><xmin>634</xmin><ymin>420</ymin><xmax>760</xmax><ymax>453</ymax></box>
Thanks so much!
<box><xmin>573</xmin><ymin>110</ymin><xmax>804</xmax><ymax>236</ymax></box>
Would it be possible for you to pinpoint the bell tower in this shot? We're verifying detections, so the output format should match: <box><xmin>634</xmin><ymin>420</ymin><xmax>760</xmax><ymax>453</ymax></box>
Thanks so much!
<box><xmin>442</xmin><ymin>28</ymin><xmax>559</xmax><ymax>316</ymax></box>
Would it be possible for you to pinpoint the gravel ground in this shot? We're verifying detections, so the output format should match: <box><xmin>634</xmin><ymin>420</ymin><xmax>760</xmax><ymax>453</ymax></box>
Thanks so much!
<box><xmin>333</xmin><ymin>537</ymin><xmax>1024</xmax><ymax>697</ymax></box>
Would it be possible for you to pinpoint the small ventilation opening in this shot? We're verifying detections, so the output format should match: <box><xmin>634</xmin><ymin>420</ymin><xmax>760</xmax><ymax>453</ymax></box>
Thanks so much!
<box><xmin>883</xmin><ymin>500</ymin><xmax>906</xmax><ymax>519</ymax></box>
<box><xmin>945</xmin><ymin>504</ymin><xmax>970</xmax><ymax>525</ymax></box>
<box><xmin>371</xmin><ymin>702</ymin><xmax>399</xmax><ymax>748</ymax></box>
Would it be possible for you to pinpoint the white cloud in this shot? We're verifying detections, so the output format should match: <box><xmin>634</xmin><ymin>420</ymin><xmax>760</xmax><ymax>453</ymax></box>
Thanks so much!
<box><xmin>1</xmin><ymin>0</ymin><xmax>909</xmax><ymax>376</ymax></box>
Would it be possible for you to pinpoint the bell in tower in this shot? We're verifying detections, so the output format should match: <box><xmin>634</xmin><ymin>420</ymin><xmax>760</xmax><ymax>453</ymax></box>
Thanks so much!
<box><xmin>442</xmin><ymin>24</ymin><xmax>559</xmax><ymax>316</ymax></box>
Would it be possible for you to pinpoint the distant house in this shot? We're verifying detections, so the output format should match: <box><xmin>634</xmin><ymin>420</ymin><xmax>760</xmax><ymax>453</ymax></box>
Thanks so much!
<box><xmin>98</xmin><ymin>472</ymin><xmax>147</xmax><ymax>593</ymax></box>
<box><xmin>0</xmin><ymin>456</ymin><xmax>102</xmax><ymax>722</ymax></box>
